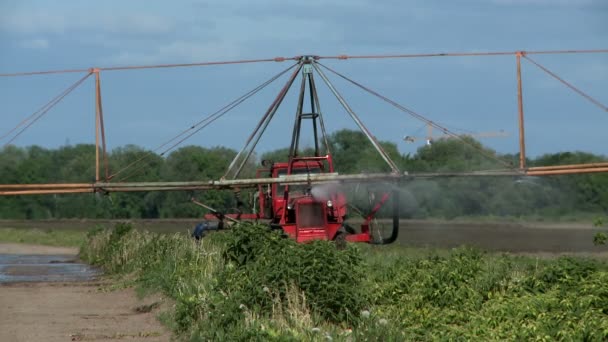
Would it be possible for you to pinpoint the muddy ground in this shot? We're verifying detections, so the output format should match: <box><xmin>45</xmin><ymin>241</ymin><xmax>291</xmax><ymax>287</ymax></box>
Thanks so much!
<box><xmin>2</xmin><ymin>219</ymin><xmax>607</xmax><ymax>253</ymax></box>
<box><xmin>0</xmin><ymin>243</ymin><xmax>169</xmax><ymax>342</ymax></box>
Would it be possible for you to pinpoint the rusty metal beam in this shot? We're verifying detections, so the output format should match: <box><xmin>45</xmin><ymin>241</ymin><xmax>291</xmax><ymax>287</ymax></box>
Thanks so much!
<box><xmin>94</xmin><ymin>70</ymin><xmax>101</xmax><ymax>182</ymax></box>
<box><xmin>0</xmin><ymin>183</ymin><xmax>93</xmax><ymax>189</ymax></box>
<box><xmin>0</xmin><ymin>189</ymin><xmax>94</xmax><ymax>196</ymax></box>
<box><xmin>93</xmin><ymin>68</ymin><xmax>109</xmax><ymax>182</ymax></box>
<box><xmin>2</xmin><ymin>163</ymin><xmax>608</xmax><ymax>196</ymax></box>
<box><xmin>526</xmin><ymin>167</ymin><xmax>608</xmax><ymax>176</ymax></box>
<box><xmin>516</xmin><ymin>52</ymin><xmax>526</xmax><ymax>170</ymax></box>
<box><xmin>528</xmin><ymin>162</ymin><xmax>608</xmax><ymax>171</ymax></box>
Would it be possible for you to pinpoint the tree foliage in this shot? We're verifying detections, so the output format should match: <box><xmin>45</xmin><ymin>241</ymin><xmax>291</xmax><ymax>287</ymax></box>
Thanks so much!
<box><xmin>1</xmin><ymin>130</ymin><xmax>607</xmax><ymax>219</ymax></box>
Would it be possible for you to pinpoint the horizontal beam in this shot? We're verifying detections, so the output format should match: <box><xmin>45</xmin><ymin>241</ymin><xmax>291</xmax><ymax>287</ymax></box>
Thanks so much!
<box><xmin>317</xmin><ymin>49</ymin><xmax>608</xmax><ymax>60</ymax></box>
<box><xmin>0</xmin><ymin>189</ymin><xmax>94</xmax><ymax>196</ymax></box>
<box><xmin>0</xmin><ymin>183</ymin><xmax>93</xmax><ymax>190</ymax></box>
<box><xmin>526</xmin><ymin>166</ymin><xmax>608</xmax><ymax>176</ymax></box>
<box><xmin>0</xmin><ymin>171</ymin><xmax>516</xmax><ymax>196</ymax></box>
<box><xmin>1</xmin><ymin>164</ymin><xmax>607</xmax><ymax>196</ymax></box>
<box><xmin>527</xmin><ymin>162</ymin><xmax>608</xmax><ymax>171</ymax></box>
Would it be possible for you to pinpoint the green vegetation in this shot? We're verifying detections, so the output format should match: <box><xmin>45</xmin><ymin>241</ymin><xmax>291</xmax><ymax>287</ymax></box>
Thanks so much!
<box><xmin>1</xmin><ymin>129</ymin><xmax>607</xmax><ymax>220</ymax></box>
<box><xmin>82</xmin><ymin>222</ymin><xmax>608</xmax><ymax>341</ymax></box>
<box><xmin>595</xmin><ymin>218</ymin><xmax>608</xmax><ymax>246</ymax></box>
<box><xmin>0</xmin><ymin>227</ymin><xmax>86</xmax><ymax>247</ymax></box>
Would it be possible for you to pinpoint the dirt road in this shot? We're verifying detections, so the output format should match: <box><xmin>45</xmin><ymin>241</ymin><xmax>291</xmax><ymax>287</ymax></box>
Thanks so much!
<box><xmin>0</xmin><ymin>243</ymin><xmax>170</xmax><ymax>342</ymax></box>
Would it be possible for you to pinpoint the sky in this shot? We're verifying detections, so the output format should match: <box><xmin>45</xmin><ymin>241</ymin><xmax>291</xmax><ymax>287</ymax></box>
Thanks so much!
<box><xmin>0</xmin><ymin>0</ymin><xmax>606</xmax><ymax>161</ymax></box>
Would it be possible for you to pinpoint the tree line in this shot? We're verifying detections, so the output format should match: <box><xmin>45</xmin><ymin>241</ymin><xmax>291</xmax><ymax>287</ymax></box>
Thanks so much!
<box><xmin>1</xmin><ymin>129</ymin><xmax>606</xmax><ymax>220</ymax></box>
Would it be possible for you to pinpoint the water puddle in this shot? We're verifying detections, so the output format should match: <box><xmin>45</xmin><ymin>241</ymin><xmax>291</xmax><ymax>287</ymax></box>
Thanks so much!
<box><xmin>0</xmin><ymin>254</ymin><xmax>100</xmax><ymax>283</ymax></box>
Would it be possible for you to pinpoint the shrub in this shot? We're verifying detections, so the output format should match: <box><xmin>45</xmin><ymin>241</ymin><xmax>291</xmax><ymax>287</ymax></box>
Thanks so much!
<box><xmin>204</xmin><ymin>222</ymin><xmax>366</xmax><ymax>331</ymax></box>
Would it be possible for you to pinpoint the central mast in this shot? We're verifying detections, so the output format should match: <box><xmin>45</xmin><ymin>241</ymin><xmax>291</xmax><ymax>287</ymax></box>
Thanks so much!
<box><xmin>287</xmin><ymin>56</ymin><xmax>332</xmax><ymax>165</ymax></box>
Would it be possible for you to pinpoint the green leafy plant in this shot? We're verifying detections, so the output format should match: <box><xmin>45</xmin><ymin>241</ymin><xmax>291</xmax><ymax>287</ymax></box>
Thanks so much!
<box><xmin>81</xmin><ymin>222</ymin><xmax>608</xmax><ymax>341</ymax></box>
<box><xmin>594</xmin><ymin>232</ymin><xmax>607</xmax><ymax>246</ymax></box>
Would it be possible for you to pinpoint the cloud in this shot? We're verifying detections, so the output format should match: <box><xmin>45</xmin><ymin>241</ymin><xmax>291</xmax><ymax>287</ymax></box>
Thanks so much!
<box><xmin>0</xmin><ymin>10</ymin><xmax>173</xmax><ymax>35</ymax></box>
<box><xmin>107</xmin><ymin>40</ymin><xmax>243</xmax><ymax>65</ymax></box>
<box><xmin>19</xmin><ymin>38</ymin><xmax>49</xmax><ymax>49</ymax></box>
<box><xmin>491</xmin><ymin>0</ymin><xmax>600</xmax><ymax>6</ymax></box>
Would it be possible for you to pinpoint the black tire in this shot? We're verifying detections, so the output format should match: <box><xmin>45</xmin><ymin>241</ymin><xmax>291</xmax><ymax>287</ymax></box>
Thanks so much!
<box><xmin>334</xmin><ymin>232</ymin><xmax>347</xmax><ymax>250</ymax></box>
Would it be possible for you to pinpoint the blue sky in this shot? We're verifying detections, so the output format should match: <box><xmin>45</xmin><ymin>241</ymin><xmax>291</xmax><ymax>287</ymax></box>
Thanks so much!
<box><xmin>0</xmin><ymin>0</ymin><xmax>606</xmax><ymax>160</ymax></box>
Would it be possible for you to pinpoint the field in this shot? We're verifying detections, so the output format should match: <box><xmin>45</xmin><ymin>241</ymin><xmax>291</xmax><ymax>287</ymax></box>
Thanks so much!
<box><xmin>2</xmin><ymin>219</ymin><xmax>608</xmax><ymax>341</ymax></box>
<box><xmin>76</xmin><ymin>221</ymin><xmax>608</xmax><ymax>341</ymax></box>
<box><xmin>1</xmin><ymin>218</ymin><xmax>606</xmax><ymax>253</ymax></box>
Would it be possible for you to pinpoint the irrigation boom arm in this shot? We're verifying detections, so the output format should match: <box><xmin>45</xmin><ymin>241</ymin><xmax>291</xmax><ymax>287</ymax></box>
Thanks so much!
<box><xmin>1</xmin><ymin>50</ymin><xmax>607</xmax><ymax>197</ymax></box>
<box><xmin>3</xmin><ymin>163</ymin><xmax>608</xmax><ymax>196</ymax></box>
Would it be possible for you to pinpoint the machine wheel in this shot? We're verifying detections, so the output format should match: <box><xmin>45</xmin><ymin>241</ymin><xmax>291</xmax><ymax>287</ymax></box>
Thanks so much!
<box><xmin>334</xmin><ymin>231</ymin><xmax>347</xmax><ymax>250</ymax></box>
<box><xmin>342</xmin><ymin>223</ymin><xmax>356</xmax><ymax>234</ymax></box>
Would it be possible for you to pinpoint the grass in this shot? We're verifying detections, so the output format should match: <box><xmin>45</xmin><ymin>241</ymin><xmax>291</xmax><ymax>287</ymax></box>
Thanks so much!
<box><xmin>81</xmin><ymin>222</ymin><xmax>608</xmax><ymax>341</ymax></box>
<box><xmin>0</xmin><ymin>227</ymin><xmax>87</xmax><ymax>247</ymax></box>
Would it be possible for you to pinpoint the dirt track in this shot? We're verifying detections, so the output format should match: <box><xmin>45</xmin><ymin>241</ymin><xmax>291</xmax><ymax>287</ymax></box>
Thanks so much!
<box><xmin>0</xmin><ymin>244</ymin><xmax>169</xmax><ymax>342</ymax></box>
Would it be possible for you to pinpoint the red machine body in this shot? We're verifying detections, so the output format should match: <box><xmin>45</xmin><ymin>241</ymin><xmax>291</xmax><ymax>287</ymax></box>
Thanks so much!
<box><xmin>202</xmin><ymin>154</ymin><xmax>398</xmax><ymax>243</ymax></box>
<box><xmin>260</xmin><ymin>156</ymin><xmax>372</xmax><ymax>243</ymax></box>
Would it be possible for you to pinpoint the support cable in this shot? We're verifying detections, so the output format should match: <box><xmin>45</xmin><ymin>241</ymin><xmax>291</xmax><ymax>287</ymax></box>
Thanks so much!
<box><xmin>309</xmin><ymin>74</ymin><xmax>332</xmax><ymax>155</ymax></box>
<box><xmin>522</xmin><ymin>55</ymin><xmax>608</xmax><ymax>112</ymax></box>
<box><xmin>0</xmin><ymin>57</ymin><xmax>295</xmax><ymax>77</ymax></box>
<box><xmin>317</xmin><ymin>49</ymin><xmax>608</xmax><ymax>60</ymax></box>
<box><xmin>223</xmin><ymin>63</ymin><xmax>303</xmax><ymax>179</ymax></box>
<box><xmin>3</xmin><ymin>49</ymin><xmax>605</xmax><ymax>78</ymax></box>
<box><xmin>2</xmin><ymin>72</ymin><xmax>92</xmax><ymax>147</ymax></box>
<box><xmin>312</xmin><ymin>63</ymin><xmax>401</xmax><ymax>173</ymax></box>
<box><xmin>318</xmin><ymin>63</ymin><xmax>515</xmax><ymax>170</ymax></box>
<box><xmin>230</xmin><ymin>66</ymin><xmax>303</xmax><ymax>179</ymax></box>
<box><xmin>112</xmin><ymin>63</ymin><xmax>298</xmax><ymax>182</ymax></box>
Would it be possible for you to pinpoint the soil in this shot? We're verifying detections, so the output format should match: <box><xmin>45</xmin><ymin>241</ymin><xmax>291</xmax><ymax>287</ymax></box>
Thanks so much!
<box><xmin>394</xmin><ymin>220</ymin><xmax>608</xmax><ymax>254</ymax></box>
<box><xmin>0</xmin><ymin>243</ymin><xmax>78</xmax><ymax>255</ymax></box>
<box><xmin>0</xmin><ymin>244</ymin><xmax>170</xmax><ymax>342</ymax></box>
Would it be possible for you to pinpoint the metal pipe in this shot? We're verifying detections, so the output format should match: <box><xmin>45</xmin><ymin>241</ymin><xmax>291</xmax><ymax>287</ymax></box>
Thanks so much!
<box><xmin>316</xmin><ymin>49</ymin><xmax>608</xmax><ymax>60</ymax></box>
<box><xmin>308</xmin><ymin>73</ymin><xmax>320</xmax><ymax>156</ymax></box>
<box><xmin>516</xmin><ymin>52</ymin><xmax>527</xmax><ymax>170</ymax></box>
<box><xmin>0</xmin><ymin>189</ymin><xmax>94</xmax><ymax>196</ymax></box>
<box><xmin>309</xmin><ymin>73</ymin><xmax>331</xmax><ymax>156</ymax></box>
<box><xmin>0</xmin><ymin>183</ymin><xmax>93</xmax><ymax>189</ymax></box>
<box><xmin>289</xmin><ymin>73</ymin><xmax>307</xmax><ymax>158</ymax></box>
<box><xmin>94</xmin><ymin>172</ymin><xmax>401</xmax><ymax>188</ymax></box>
<box><xmin>96</xmin><ymin>71</ymin><xmax>109</xmax><ymax>180</ymax></box>
<box><xmin>526</xmin><ymin>167</ymin><xmax>608</xmax><ymax>176</ymax></box>
<box><xmin>191</xmin><ymin>198</ymin><xmax>240</xmax><ymax>223</ymax></box>
<box><xmin>6</xmin><ymin>166</ymin><xmax>608</xmax><ymax>196</ymax></box>
<box><xmin>312</xmin><ymin>63</ymin><xmax>401</xmax><ymax>173</ymax></box>
<box><xmin>94</xmin><ymin>71</ymin><xmax>100</xmax><ymax>182</ymax></box>
<box><xmin>407</xmin><ymin>171</ymin><xmax>523</xmax><ymax>178</ymax></box>
<box><xmin>527</xmin><ymin>162</ymin><xmax>608</xmax><ymax>171</ymax></box>
<box><xmin>0</xmin><ymin>170</ymin><xmax>528</xmax><ymax>193</ymax></box>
